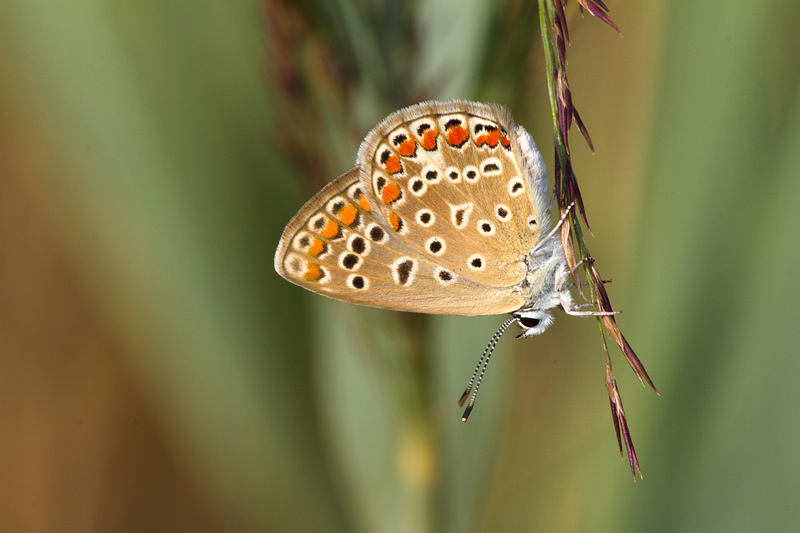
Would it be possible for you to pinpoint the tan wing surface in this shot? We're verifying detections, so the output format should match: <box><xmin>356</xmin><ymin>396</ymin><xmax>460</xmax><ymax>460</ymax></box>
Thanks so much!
<box><xmin>357</xmin><ymin>100</ymin><xmax>545</xmax><ymax>290</ymax></box>
<box><xmin>274</xmin><ymin>167</ymin><xmax>524</xmax><ymax>315</ymax></box>
<box><xmin>275</xmin><ymin>101</ymin><xmax>549</xmax><ymax>315</ymax></box>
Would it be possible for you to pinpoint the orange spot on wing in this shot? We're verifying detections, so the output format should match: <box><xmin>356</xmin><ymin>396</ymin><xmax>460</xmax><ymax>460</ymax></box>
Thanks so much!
<box><xmin>486</xmin><ymin>130</ymin><xmax>500</xmax><ymax>147</ymax></box>
<box><xmin>421</xmin><ymin>129</ymin><xmax>438</xmax><ymax>150</ymax></box>
<box><xmin>389</xmin><ymin>213</ymin><xmax>402</xmax><ymax>232</ymax></box>
<box><xmin>446</xmin><ymin>124</ymin><xmax>469</xmax><ymax>146</ymax></box>
<box><xmin>385</xmin><ymin>154</ymin><xmax>402</xmax><ymax>174</ymax></box>
<box><xmin>397</xmin><ymin>139</ymin><xmax>416</xmax><ymax>157</ymax></box>
<box><xmin>338</xmin><ymin>204</ymin><xmax>358</xmax><ymax>226</ymax></box>
<box><xmin>308</xmin><ymin>238</ymin><xmax>325</xmax><ymax>257</ymax></box>
<box><xmin>381</xmin><ymin>182</ymin><xmax>401</xmax><ymax>204</ymax></box>
<box><xmin>320</xmin><ymin>220</ymin><xmax>340</xmax><ymax>239</ymax></box>
<box><xmin>500</xmin><ymin>135</ymin><xmax>510</xmax><ymax>147</ymax></box>
<box><xmin>358</xmin><ymin>194</ymin><xmax>371</xmax><ymax>211</ymax></box>
<box><xmin>304</xmin><ymin>263</ymin><xmax>323</xmax><ymax>281</ymax></box>
<box><xmin>475</xmin><ymin>134</ymin><xmax>487</xmax><ymax>146</ymax></box>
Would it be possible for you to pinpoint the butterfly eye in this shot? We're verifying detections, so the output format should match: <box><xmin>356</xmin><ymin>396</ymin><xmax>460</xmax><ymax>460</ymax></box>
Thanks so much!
<box><xmin>513</xmin><ymin>310</ymin><xmax>554</xmax><ymax>338</ymax></box>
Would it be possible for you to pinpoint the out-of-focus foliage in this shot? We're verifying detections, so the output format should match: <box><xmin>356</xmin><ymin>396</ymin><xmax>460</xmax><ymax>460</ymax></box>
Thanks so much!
<box><xmin>1</xmin><ymin>1</ymin><xmax>799</xmax><ymax>531</ymax></box>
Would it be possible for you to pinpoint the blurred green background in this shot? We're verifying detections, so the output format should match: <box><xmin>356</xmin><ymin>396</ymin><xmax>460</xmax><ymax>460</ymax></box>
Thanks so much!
<box><xmin>2</xmin><ymin>1</ymin><xmax>799</xmax><ymax>531</ymax></box>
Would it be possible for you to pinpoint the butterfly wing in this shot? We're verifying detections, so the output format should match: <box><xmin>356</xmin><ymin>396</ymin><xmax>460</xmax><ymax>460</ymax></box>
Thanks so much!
<box><xmin>359</xmin><ymin>100</ymin><xmax>553</xmax><ymax>286</ymax></box>
<box><xmin>274</xmin><ymin>100</ymin><xmax>552</xmax><ymax>316</ymax></box>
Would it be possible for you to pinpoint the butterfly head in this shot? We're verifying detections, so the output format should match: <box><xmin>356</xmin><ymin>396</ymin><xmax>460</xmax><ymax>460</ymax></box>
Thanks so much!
<box><xmin>512</xmin><ymin>309</ymin><xmax>554</xmax><ymax>338</ymax></box>
<box><xmin>513</xmin><ymin>266</ymin><xmax>574</xmax><ymax>338</ymax></box>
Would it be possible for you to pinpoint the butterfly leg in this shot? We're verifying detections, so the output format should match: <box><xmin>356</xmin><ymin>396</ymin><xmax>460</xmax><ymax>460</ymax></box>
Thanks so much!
<box><xmin>532</xmin><ymin>202</ymin><xmax>575</xmax><ymax>255</ymax></box>
<box><xmin>557</xmin><ymin>257</ymin><xmax>620</xmax><ymax>317</ymax></box>
<box><xmin>557</xmin><ymin>256</ymin><xmax>587</xmax><ymax>292</ymax></box>
<box><xmin>563</xmin><ymin>305</ymin><xmax>619</xmax><ymax>317</ymax></box>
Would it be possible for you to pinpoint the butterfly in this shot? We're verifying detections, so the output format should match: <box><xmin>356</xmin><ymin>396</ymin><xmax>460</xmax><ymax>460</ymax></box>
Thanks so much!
<box><xmin>274</xmin><ymin>100</ymin><xmax>607</xmax><ymax>419</ymax></box>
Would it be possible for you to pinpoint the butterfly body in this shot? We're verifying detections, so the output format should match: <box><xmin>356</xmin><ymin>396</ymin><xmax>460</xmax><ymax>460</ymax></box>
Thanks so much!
<box><xmin>275</xmin><ymin>100</ymin><xmax>572</xmax><ymax>336</ymax></box>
